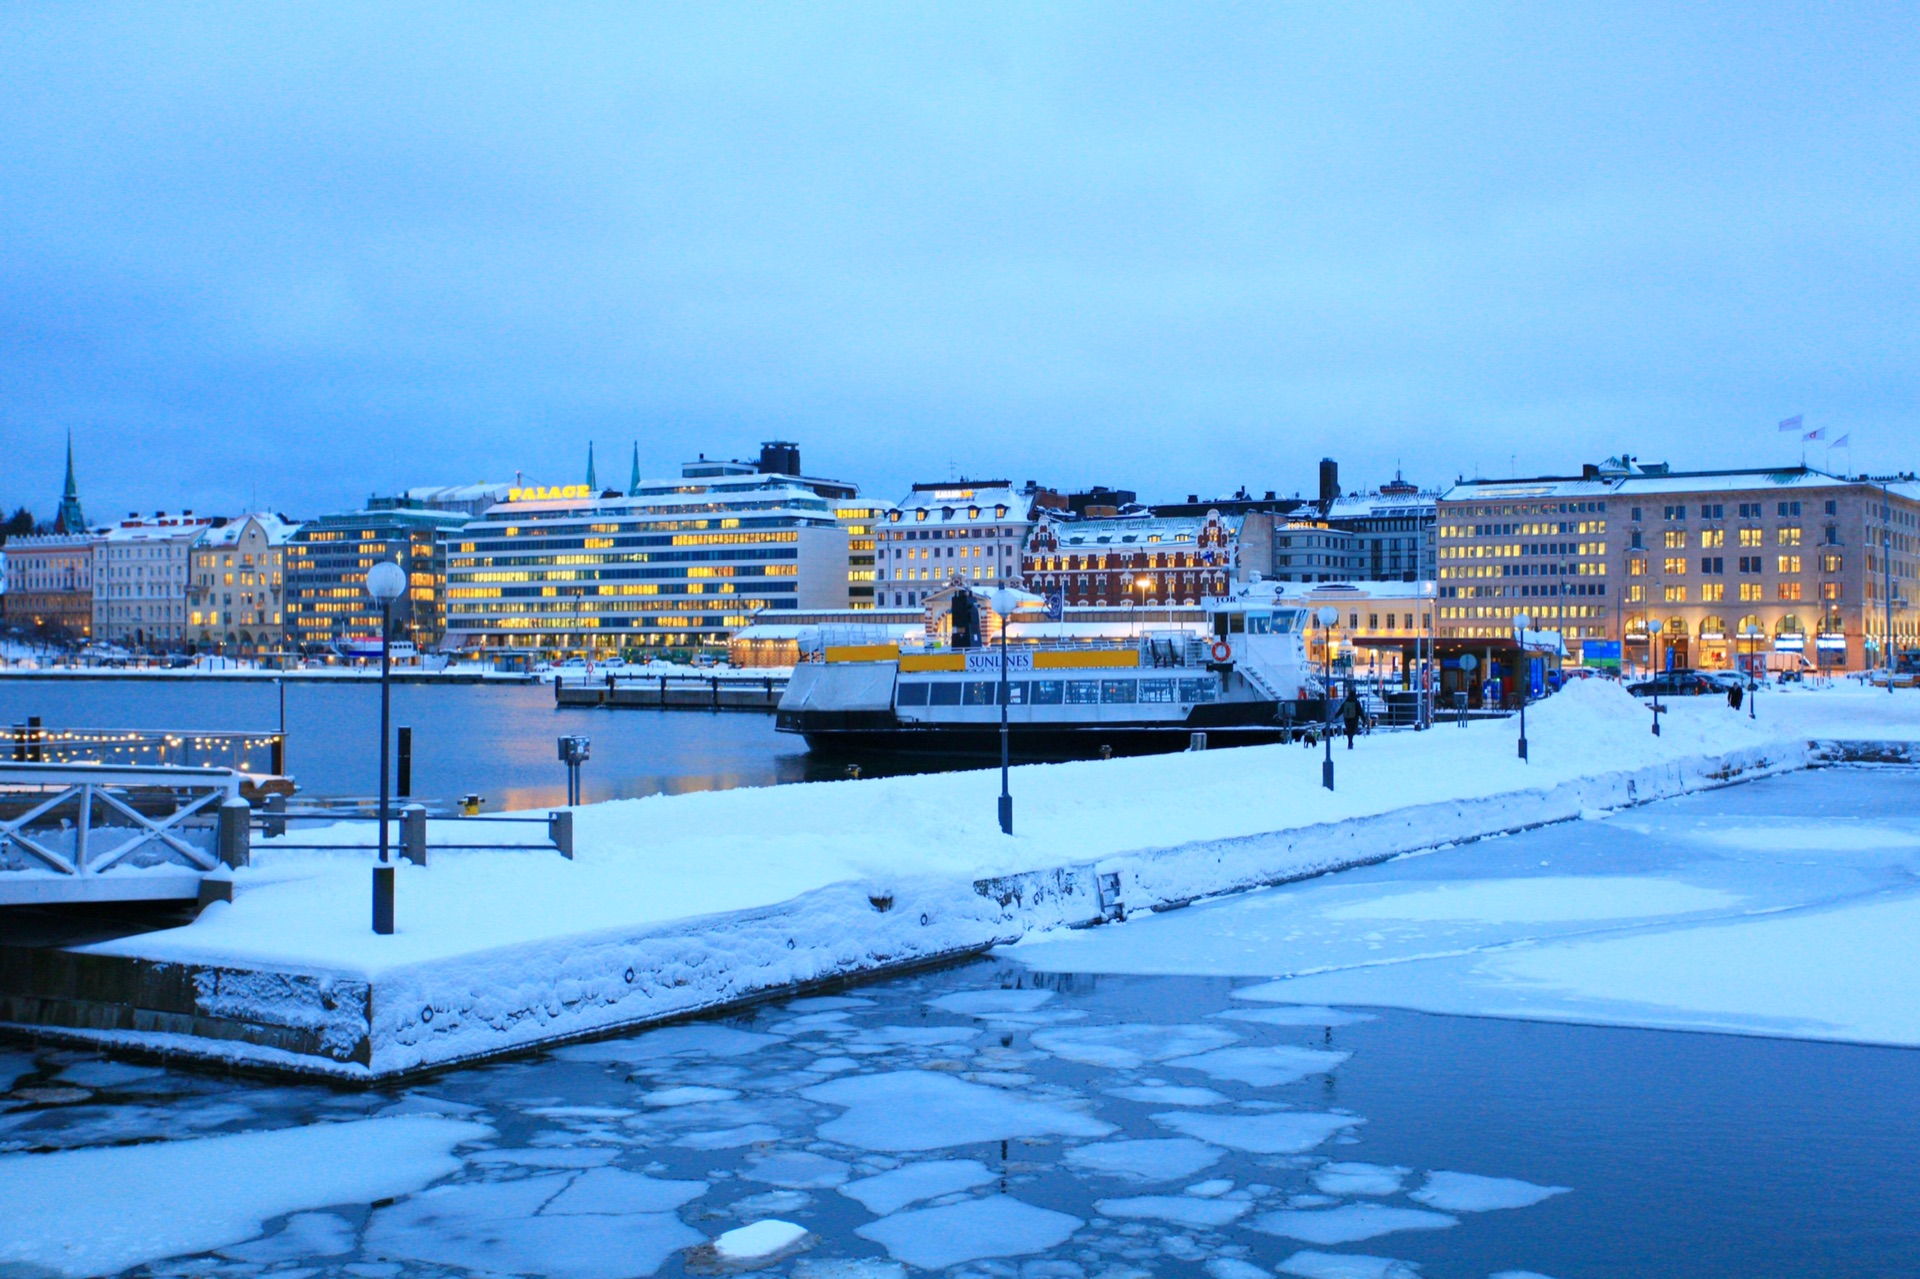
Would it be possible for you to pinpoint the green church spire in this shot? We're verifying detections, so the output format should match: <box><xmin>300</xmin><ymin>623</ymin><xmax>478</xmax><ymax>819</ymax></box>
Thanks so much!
<box><xmin>55</xmin><ymin>430</ymin><xmax>86</xmax><ymax>533</ymax></box>
<box><xmin>585</xmin><ymin>441</ymin><xmax>597</xmax><ymax>491</ymax></box>
<box><xmin>628</xmin><ymin>442</ymin><xmax>641</xmax><ymax>496</ymax></box>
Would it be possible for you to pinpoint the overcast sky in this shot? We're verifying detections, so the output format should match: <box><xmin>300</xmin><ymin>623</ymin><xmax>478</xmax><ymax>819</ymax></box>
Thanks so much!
<box><xmin>2</xmin><ymin>4</ymin><xmax>1915</xmax><ymax>522</ymax></box>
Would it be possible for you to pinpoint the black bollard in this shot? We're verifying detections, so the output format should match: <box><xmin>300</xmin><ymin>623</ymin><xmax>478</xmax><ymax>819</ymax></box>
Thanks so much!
<box><xmin>396</xmin><ymin>726</ymin><xmax>412</xmax><ymax>798</ymax></box>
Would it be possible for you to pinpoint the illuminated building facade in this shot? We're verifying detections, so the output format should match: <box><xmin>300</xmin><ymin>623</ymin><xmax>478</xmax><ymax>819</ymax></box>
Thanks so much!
<box><xmin>878</xmin><ymin>482</ymin><xmax>1032</xmax><ymax>607</ymax></box>
<box><xmin>1438</xmin><ymin>458</ymin><xmax>1920</xmax><ymax>671</ymax></box>
<box><xmin>285</xmin><ymin>504</ymin><xmax>468</xmax><ymax>651</ymax></box>
<box><xmin>836</xmin><ymin>500</ymin><xmax>889</xmax><ymax>610</ymax></box>
<box><xmin>443</xmin><ymin>472</ymin><xmax>853</xmax><ymax>654</ymax></box>
<box><xmin>1022</xmin><ymin>509</ymin><xmax>1240</xmax><ymax>606</ymax></box>
<box><xmin>3</xmin><ymin>531</ymin><xmax>100</xmax><ymax>640</ymax></box>
<box><xmin>188</xmin><ymin>513</ymin><xmax>301</xmax><ymax>655</ymax></box>
<box><xmin>93</xmin><ymin>513</ymin><xmax>213</xmax><ymax>650</ymax></box>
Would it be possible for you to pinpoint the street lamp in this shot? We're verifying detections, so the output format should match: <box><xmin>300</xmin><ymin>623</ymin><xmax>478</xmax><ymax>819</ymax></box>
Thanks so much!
<box><xmin>365</xmin><ymin>559</ymin><xmax>407</xmax><ymax>934</ymax></box>
<box><xmin>1647</xmin><ymin>618</ymin><xmax>1663</xmax><ymax>737</ymax></box>
<box><xmin>1317</xmin><ymin>605</ymin><xmax>1339</xmax><ymax>791</ymax></box>
<box><xmin>1513</xmin><ymin>612</ymin><xmax>1531</xmax><ymax>762</ymax></box>
<box><xmin>990</xmin><ymin>586</ymin><xmax>1025</xmax><ymax>835</ymax></box>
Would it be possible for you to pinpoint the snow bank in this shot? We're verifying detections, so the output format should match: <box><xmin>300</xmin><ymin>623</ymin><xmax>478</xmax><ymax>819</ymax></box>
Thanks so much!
<box><xmin>27</xmin><ymin>678</ymin><xmax>1916</xmax><ymax>1076</ymax></box>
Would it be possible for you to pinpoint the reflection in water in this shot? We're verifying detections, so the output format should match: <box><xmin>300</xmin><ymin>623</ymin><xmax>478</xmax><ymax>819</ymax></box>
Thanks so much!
<box><xmin>0</xmin><ymin>679</ymin><xmax>968</xmax><ymax>811</ymax></box>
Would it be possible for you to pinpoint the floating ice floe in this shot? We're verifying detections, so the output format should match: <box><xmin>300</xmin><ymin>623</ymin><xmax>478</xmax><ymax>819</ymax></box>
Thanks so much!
<box><xmin>802</xmin><ymin>1070</ymin><xmax>1114</xmax><ymax>1151</ymax></box>
<box><xmin>1153</xmin><ymin>1109</ymin><xmax>1362</xmax><ymax>1154</ymax></box>
<box><xmin>1029</xmin><ymin>1024</ymin><xmax>1241</xmax><ymax>1069</ymax></box>
<box><xmin>367</xmin><ymin>1174</ymin><xmax>702</xmax><ymax>1279</ymax></box>
<box><xmin>555</xmin><ymin>1026</ymin><xmax>785</xmax><ymax>1062</ymax></box>
<box><xmin>1212</xmin><ymin>1005</ymin><xmax>1378</xmax><ymax>1027</ymax></box>
<box><xmin>1248</xmin><ymin>1203</ymin><xmax>1457</xmax><ymax>1244</ymax></box>
<box><xmin>469</xmin><ymin>1146</ymin><xmax>618</xmax><ymax>1167</ymax></box>
<box><xmin>1094</xmin><ymin>1195</ymin><xmax>1250</xmax><ymax>1228</ymax></box>
<box><xmin>54</xmin><ymin>1060</ymin><xmax>167</xmax><ymax>1088</ymax></box>
<box><xmin>543</xmin><ymin>1167</ymin><xmax>708</xmax><ymax>1214</ymax></box>
<box><xmin>793</xmin><ymin>1258</ymin><xmax>907</xmax><ymax>1279</ymax></box>
<box><xmin>1063</xmin><ymin>1137</ymin><xmax>1223</xmax><ymax>1182</ymax></box>
<box><xmin>1312</xmin><ymin>1162</ymin><xmax>1410</xmax><ymax>1196</ymax></box>
<box><xmin>714</xmin><ymin>1218</ymin><xmax>810</xmax><ymax>1261</ymax></box>
<box><xmin>1409</xmin><ymin>1171</ymin><xmax>1569</xmax><ymax>1212</ymax></box>
<box><xmin>675</xmin><ymin>1124</ymin><xmax>783</xmax><ymax>1149</ymax></box>
<box><xmin>1104</xmin><ymin>1084</ymin><xmax>1231</xmax><ymax>1106</ymax></box>
<box><xmin>218</xmin><ymin>1211</ymin><xmax>357</xmax><ymax>1263</ymax></box>
<box><xmin>1278</xmin><ymin>1249</ymin><xmax>1423</xmax><ymax>1279</ymax></box>
<box><xmin>1185</xmin><ymin>1178</ymin><xmax>1234</xmax><ymax>1197</ymax></box>
<box><xmin>787</xmin><ymin>996</ymin><xmax>875</xmax><ymax>1012</ymax></box>
<box><xmin>644</xmin><ymin>1085</ymin><xmax>743</xmax><ymax>1107</ymax></box>
<box><xmin>849</xmin><ymin>1026</ymin><xmax>982</xmax><ymax>1048</ymax></box>
<box><xmin>1206</xmin><ymin>1259</ymin><xmax>1275</xmax><ymax>1279</ymax></box>
<box><xmin>1165</xmin><ymin>1045</ymin><xmax>1351</xmax><ymax>1087</ymax></box>
<box><xmin>840</xmin><ymin>1158</ymin><xmax>998</xmax><ymax>1214</ymax></box>
<box><xmin>770</xmin><ymin>1013</ymin><xmax>855</xmax><ymax>1035</ymax></box>
<box><xmin>0</xmin><ymin>1115</ymin><xmax>487</xmax><ymax>1279</ymax></box>
<box><xmin>928</xmin><ymin>989</ymin><xmax>1058</xmax><ymax>1015</ymax></box>
<box><xmin>854</xmin><ymin>1195</ymin><xmax>1082</xmax><ymax>1269</ymax></box>
<box><xmin>743</xmin><ymin>1150</ymin><xmax>851</xmax><ymax>1188</ymax></box>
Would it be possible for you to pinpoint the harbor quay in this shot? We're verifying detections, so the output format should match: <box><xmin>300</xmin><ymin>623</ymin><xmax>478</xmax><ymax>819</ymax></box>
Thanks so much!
<box><xmin>3</xmin><ymin>681</ymin><xmax>1911</xmax><ymax>1080</ymax></box>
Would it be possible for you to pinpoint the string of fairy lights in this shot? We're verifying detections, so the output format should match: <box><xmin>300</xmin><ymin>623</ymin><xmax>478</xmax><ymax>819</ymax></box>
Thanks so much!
<box><xmin>6</xmin><ymin>728</ymin><xmax>283</xmax><ymax>773</ymax></box>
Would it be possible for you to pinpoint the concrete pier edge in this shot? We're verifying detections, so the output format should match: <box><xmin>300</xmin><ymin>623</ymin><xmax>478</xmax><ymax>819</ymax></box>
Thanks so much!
<box><xmin>1</xmin><ymin>737</ymin><xmax>1905</xmax><ymax>1082</ymax></box>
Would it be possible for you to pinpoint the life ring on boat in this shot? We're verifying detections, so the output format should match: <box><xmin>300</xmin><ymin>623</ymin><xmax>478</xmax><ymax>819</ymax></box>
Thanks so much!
<box><xmin>1210</xmin><ymin>640</ymin><xmax>1232</xmax><ymax>662</ymax></box>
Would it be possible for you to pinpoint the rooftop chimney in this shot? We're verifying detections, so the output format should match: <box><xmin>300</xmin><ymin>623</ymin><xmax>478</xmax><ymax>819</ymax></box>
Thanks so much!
<box><xmin>1318</xmin><ymin>458</ymin><xmax>1340</xmax><ymax>506</ymax></box>
<box><xmin>758</xmin><ymin>441</ymin><xmax>801</xmax><ymax>477</ymax></box>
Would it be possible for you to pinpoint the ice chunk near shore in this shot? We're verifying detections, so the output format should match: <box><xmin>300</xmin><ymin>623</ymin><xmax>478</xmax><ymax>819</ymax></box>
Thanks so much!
<box><xmin>1167</xmin><ymin>1045</ymin><xmax>1351</xmax><ymax>1087</ymax></box>
<box><xmin>929</xmin><ymin>990</ymin><xmax>1057</xmax><ymax>1015</ymax></box>
<box><xmin>1410</xmin><ymin>1171</ymin><xmax>1569</xmax><ymax>1212</ymax></box>
<box><xmin>714</xmin><ymin>1219</ymin><xmax>809</xmax><ymax>1262</ymax></box>
<box><xmin>803</xmin><ymin>1070</ymin><xmax>1114</xmax><ymax>1151</ymax></box>
<box><xmin>555</xmin><ymin>1026</ymin><xmax>784</xmax><ymax>1062</ymax></box>
<box><xmin>1279</xmin><ymin>1250</ymin><xmax>1423</xmax><ymax>1279</ymax></box>
<box><xmin>855</xmin><ymin>1195</ymin><xmax>1082</xmax><ymax>1269</ymax></box>
<box><xmin>0</xmin><ymin>1115</ymin><xmax>487</xmax><ymax>1279</ymax></box>
<box><xmin>1312</xmin><ymin>1162</ymin><xmax>1410</xmax><ymax>1196</ymax></box>
<box><xmin>1063</xmin><ymin>1138</ymin><xmax>1223</xmax><ymax>1182</ymax></box>
<box><xmin>1030</xmin><ymin>1024</ymin><xmax>1239</xmax><ymax>1069</ymax></box>
<box><xmin>1249</xmin><ymin>1204</ymin><xmax>1457</xmax><ymax>1245</ymax></box>
<box><xmin>1213</xmin><ymin>1005</ymin><xmax>1377</xmax><ymax>1027</ymax></box>
<box><xmin>841</xmin><ymin>1159</ymin><xmax>997</xmax><ymax>1215</ymax></box>
<box><xmin>1154</xmin><ymin>1110</ymin><xmax>1362</xmax><ymax>1154</ymax></box>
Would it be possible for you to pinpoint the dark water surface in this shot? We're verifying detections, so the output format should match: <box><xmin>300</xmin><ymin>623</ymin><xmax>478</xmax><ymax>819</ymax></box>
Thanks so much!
<box><xmin>0</xmin><ymin>679</ymin><xmax>958</xmax><ymax>811</ymax></box>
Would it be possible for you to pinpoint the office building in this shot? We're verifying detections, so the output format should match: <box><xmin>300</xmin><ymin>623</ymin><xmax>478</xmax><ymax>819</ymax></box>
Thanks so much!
<box><xmin>285</xmin><ymin>503</ymin><xmax>469</xmax><ymax>652</ymax></box>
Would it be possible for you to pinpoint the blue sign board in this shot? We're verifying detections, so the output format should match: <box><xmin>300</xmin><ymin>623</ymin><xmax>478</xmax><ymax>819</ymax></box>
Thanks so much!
<box><xmin>1582</xmin><ymin>639</ymin><xmax>1622</xmax><ymax>669</ymax></box>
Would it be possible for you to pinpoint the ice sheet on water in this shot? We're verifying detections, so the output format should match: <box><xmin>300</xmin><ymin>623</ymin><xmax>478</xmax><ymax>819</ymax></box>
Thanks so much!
<box><xmin>1488</xmin><ymin>1272</ymin><xmax>1564</xmax><ymax>1279</ymax></box>
<box><xmin>743</xmin><ymin>1151</ymin><xmax>850</xmax><ymax>1188</ymax></box>
<box><xmin>219</xmin><ymin>1212</ymin><xmax>356</xmax><ymax>1262</ymax></box>
<box><xmin>1166</xmin><ymin>1046</ymin><xmax>1351</xmax><ymax>1087</ymax></box>
<box><xmin>1063</xmin><ymin>1138</ymin><xmax>1223</xmax><ymax>1183</ymax></box>
<box><xmin>470</xmin><ymin>1146</ymin><xmax>618</xmax><ymax>1168</ymax></box>
<box><xmin>788</xmin><ymin>996</ymin><xmax>876</xmax><ymax>1011</ymax></box>
<box><xmin>554</xmin><ymin>1025</ymin><xmax>784</xmax><ymax>1062</ymax></box>
<box><xmin>928</xmin><ymin>990</ymin><xmax>1058</xmax><ymax>1015</ymax></box>
<box><xmin>1249</xmin><ymin>1204</ymin><xmax>1457</xmax><ymax>1245</ymax></box>
<box><xmin>849</xmin><ymin>1025</ymin><xmax>981</xmax><ymax>1048</ymax></box>
<box><xmin>1410</xmin><ymin>1171</ymin><xmax>1569</xmax><ymax>1212</ymax></box>
<box><xmin>803</xmin><ymin>1070</ymin><xmax>1114</xmax><ymax>1151</ymax></box>
<box><xmin>730</xmin><ymin>1189</ymin><xmax>812</xmax><ymax>1216</ymax></box>
<box><xmin>0</xmin><ymin>1115</ymin><xmax>488</xmax><ymax>1279</ymax></box>
<box><xmin>1278</xmin><ymin>1250</ymin><xmax>1422</xmax><ymax>1279</ymax></box>
<box><xmin>1312</xmin><ymin>1162</ymin><xmax>1410</xmax><ymax>1196</ymax></box>
<box><xmin>55</xmin><ymin>1060</ymin><xmax>168</xmax><ymax>1088</ymax></box>
<box><xmin>808</xmin><ymin>1056</ymin><xmax>860</xmax><ymax>1074</ymax></box>
<box><xmin>771</xmin><ymin>1013</ymin><xmax>856</xmax><ymax>1034</ymax></box>
<box><xmin>794</xmin><ymin>1257</ymin><xmax>908</xmax><ymax>1279</ymax></box>
<box><xmin>1154</xmin><ymin>1110</ymin><xmax>1362</xmax><ymax>1154</ymax></box>
<box><xmin>1105</xmin><ymin>1084</ymin><xmax>1230</xmax><ymax>1107</ymax></box>
<box><xmin>1206</xmin><ymin>1259</ymin><xmax>1273</xmax><ymax>1279</ymax></box>
<box><xmin>1319</xmin><ymin>877</ymin><xmax>1737</xmax><ymax>923</ymax></box>
<box><xmin>0</xmin><ymin>1051</ymin><xmax>34</xmax><ymax>1092</ymax></box>
<box><xmin>365</xmin><ymin>1174</ymin><xmax>703</xmax><ymax>1279</ymax></box>
<box><xmin>1212</xmin><ymin>1006</ymin><xmax>1377</xmax><ymax>1027</ymax></box>
<box><xmin>1030</xmin><ymin>1024</ymin><xmax>1240</xmax><ymax>1069</ymax></box>
<box><xmin>855</xmin><ymin>1195</ymin><xmax>1082</xmax><ymax>1269</ymax></box>
<box><xmin>841</xmin><ymin>1159</ymin><xmax>998</xmax><ymax>1214</ymax></box>
<box><xmin>1093</xmin><ymin>1195</ymin><xmax>1249</xmax><ymax>1228</ymax></box>
<box><xmin>644</xmin><ymin>1086</ymin><xmax>742</xmax><ymax>1107</ymax></box>
<box><xmin>543</xmin><ymin>1166</ymin><xmax>708</xmax><ymax>1214</ymax></box>
<box><xmin>714</xmin><ymin>1218</ymin><xmax>809</xmax><ymax>1260</ymax></box>
<box><xmin>1185</xmin><ymin>1178</ymin><xmax>1234</xmax><ymax>1197</ymax></box>
<box><xmin>676</xmin><ymin>1124</ymin><xmax>783</xmax><ymax>1149</ymax></box>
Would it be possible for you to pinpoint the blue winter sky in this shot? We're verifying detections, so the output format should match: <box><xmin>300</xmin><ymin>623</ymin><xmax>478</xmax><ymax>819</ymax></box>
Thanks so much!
<box><xmin>2</xmin><ymin>4</ymin><xmax>1915</xmax><ymax>522</ymax></box>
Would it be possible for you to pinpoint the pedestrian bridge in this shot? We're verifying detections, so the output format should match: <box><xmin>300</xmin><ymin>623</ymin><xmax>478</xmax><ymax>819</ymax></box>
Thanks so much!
<box><xmin>0</xmin><ymin>763</ymin><xmax>247</xmax><ymax>905</ymax></box>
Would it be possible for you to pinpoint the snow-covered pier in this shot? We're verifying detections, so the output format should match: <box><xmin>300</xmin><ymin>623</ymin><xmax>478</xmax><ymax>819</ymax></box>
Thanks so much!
<box><xmin>3</xmin><ymin>682</ymin><xmax>1914</xmax><ymax>1080</ymax></box>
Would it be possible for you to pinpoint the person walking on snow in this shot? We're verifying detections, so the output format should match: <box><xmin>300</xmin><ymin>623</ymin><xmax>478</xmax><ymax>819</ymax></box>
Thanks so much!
<box><xmin>1338</xmin><ymin>686</ymin><xmax>1364</xmax><ymax>749</ymax></box>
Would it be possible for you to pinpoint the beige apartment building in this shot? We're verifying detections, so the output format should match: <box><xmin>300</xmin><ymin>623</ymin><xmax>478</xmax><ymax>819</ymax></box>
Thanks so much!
<box><xmin>188</xmin><ymin>513</ymin><xmax>301</xmax><ymax>655</ymax></box>
<box><xmin>1438</xmin><ymin>460</ymin><xmax>1920</xmax><ymax>672</ymax></box>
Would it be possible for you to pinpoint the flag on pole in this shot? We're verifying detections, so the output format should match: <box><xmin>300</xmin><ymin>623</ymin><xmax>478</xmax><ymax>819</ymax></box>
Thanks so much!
<box><xmin>1804</xmin><ymin>427</ymin><xmax>1826</xmax><ymax>442</ymax></box>
<box><xmin>1777</xmin><ymin>415</ymin><xmax>1803</xmax><ymax>431</ymax></box>
<box><xmin>1833</xmin><ymin>433</ymin><xmax>1851</xmax><ymax>448</ymax></box>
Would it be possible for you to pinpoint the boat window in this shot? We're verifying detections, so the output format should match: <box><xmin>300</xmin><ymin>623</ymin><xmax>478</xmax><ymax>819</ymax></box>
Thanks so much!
<box><xmin>1066</xmin><ymin>680</ymin><xmax>1101</xmax><ymax>704</ymax></box>
<box><xmin>1228</xmin><ymin>613</ymin><xmax>1246</xmax><ymax>633</ymax></box>
<box><xmin>1271</xmin><ymin>610</ymin><xmax>1301</xmax><ymax>633</ymax></box>
<box><xmin>963</xmin><ymin>681</ymin><xmax>997</xmax><ymax>705</ymax></box>
<box><xmin>896</xmin><ymin>682</ymin><xmax>930</xmax><ymax>705</ymax></box>
<box><xmin>1005</xmin><ymin>681</ymin><xmax>1028</xmax><ymax>704</ymax></box>
<box><xmin>928</xmin><ymin>682</ymin><xmax>962</xmax><ymax>705</ymax></box>
<box><xmin>1246</xmin><ymin>614</ymin><xmax>1272</xmax><ymax>634</ymax></box>
<box><xmin>1139</xmin><ymin>679</ymin><xmax>1175</xmax><ymax>703</ymax></box>
<box><xmin>1100</xmin><ymin>679</ymin><xmax>1138</xmax><ymax>704</ymax></box>
<box><xmin>1178</xmin><ymin>678</ymin><xmax>1216</xmax><ymax>703</ymax></box>
<box><xmin>1031</xmin><ymin>680</ymin><xmax>1064</xmax><ymax>704</ymax></box>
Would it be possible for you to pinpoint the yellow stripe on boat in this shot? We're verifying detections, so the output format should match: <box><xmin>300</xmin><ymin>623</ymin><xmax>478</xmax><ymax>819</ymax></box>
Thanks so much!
<box><xmin>825</xmin><ymin>643</ymin><xmax>901</xmax><ymax>663</ymax></box>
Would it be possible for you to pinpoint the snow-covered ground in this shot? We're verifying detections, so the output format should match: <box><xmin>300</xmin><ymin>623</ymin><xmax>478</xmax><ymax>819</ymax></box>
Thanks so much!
<box><xmin>1015</xmin><ymin>765</ymin><xmax>1920</xmax><ymax>1048</ymax></box>
<box><xmin>38</xmin><ymin>680</ymin><xmax>1920</xmax><ymax>1074</ymax></box>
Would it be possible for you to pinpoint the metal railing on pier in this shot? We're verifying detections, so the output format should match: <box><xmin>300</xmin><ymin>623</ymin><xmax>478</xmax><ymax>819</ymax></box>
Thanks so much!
<box><xmin>250</xmin><ymin>795</ymin><xmax>576</xmax><ymax>860</ymax></box>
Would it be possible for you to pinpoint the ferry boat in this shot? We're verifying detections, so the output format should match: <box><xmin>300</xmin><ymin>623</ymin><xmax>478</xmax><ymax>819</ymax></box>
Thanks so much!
<box><xmin>776</xmin><ymin>582</ymin><xmax>1329</xmax><ymax>757</ymax></box>
<box><xmin>333</xmin><ymin>637</ymin><xmax>418</xmax><ymax>662</ymax></box>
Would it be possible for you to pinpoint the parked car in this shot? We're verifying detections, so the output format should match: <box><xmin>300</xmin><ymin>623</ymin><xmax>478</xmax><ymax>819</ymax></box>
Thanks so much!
<box><xmin>1699</xmin><ymin>670</ymin><xmax>1759</xmax><ymax>692</ymax></box>
<box><xmin>1627</xmin><ymin>671</ymin><xmax>1715</xmax><ymax>697</ymax></box>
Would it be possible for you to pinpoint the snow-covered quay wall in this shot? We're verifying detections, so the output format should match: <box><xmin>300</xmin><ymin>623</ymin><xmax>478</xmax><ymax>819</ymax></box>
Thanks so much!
<box><xmin>7</xmin><ymin>682</ymin><xmax>1910</xmax><ymax>1080</ymax></box>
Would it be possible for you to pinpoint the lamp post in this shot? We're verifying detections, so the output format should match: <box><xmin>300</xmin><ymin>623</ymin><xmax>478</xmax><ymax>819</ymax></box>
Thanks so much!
<box><xmin>1317</xmin><ymin>605</ymin><xmax>1338</xmax><ymax>791</ymax></box>
<box><xmin>1513</xmin><ymin>612</ymin><xmax>1531</xmax><ymax>761</ymax></box>
<box><xmin>990</xmin><ymin>586</ymin><xmax>1023</xmax><ymax>835</ymax></box>
<box><xmin>365</xmin><ymin>559</ymin><xmax>407</xmax><ymax>934</ymax></box>
<box><xmin>1648</xmin><ymin>619</ymin><xmax>1663</xmax><ymax>737</ymax></box>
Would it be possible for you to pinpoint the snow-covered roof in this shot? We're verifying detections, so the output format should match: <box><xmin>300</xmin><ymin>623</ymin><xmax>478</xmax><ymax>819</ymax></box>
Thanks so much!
<box><xmin>405</xmin><ymin>483</ymin><xmax>516</xmax><ymax>506</ymax></box>
<box><xmin>100</xmin><ymin>516</ymin><xmax>212</xmax><ymax>545</ymax></box>
<box><xmin>887</xmin><ymin>482</ymin><xmax>1026</xmax><ymax>523</ymax></box>
<box><xmin>197</xmin><ymin>514</ymin><xmax>301</xmax><ymax>548</ymax></box>
<box><xmin>1442</xmin><ymin>467</ymin><xmax>1881</xmax><ymax>504</ymax></box>
<box><xmin>1045</xmin><ymin>512</ymin><xmax>1243</xmax><ymax>547</ymax></box>
<box><xmin>478</xmin><ymin>478</ymin><xmax>837</xmax><ymax>521</ymax></box>
<box><xmin>1324</xmin><ymin>490</ymin><xmax>1438</xmax><ymax>519</ymax></box>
